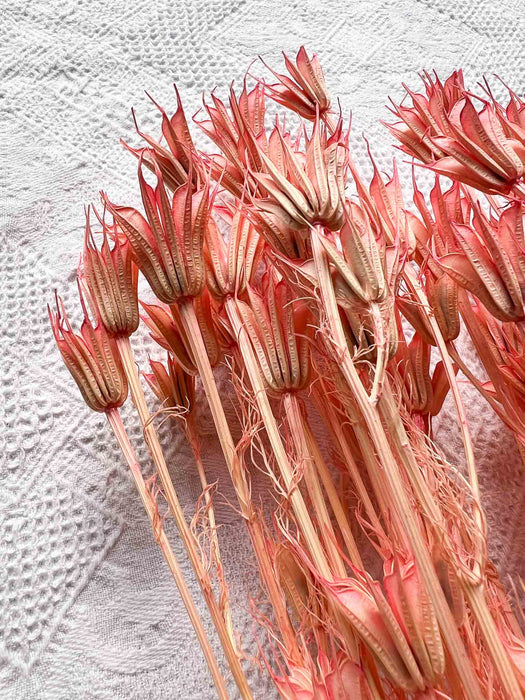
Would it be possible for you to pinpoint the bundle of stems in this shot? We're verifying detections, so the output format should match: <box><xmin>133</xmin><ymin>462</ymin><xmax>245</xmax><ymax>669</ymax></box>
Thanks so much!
<box><xmin>50</xmin><ymin>48</ymin><xmax>525</xmax><ymax>698</ymax></box>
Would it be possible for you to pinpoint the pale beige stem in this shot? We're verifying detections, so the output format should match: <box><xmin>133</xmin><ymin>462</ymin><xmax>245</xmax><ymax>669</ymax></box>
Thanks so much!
<box><xmin>177</xmin><ymin>300</ymin><xmax>301</xmax><ymax>664</ymax></box>
<box><xmin>283</xmin><ymin>392</ymin><xmax>349</xmax><ymax>577</ymax></box>
<box><xmin>186</xmin><ymin>417</ymin><xmax>235</xmax><ymax>644</ymax></box>
<box><xmin>315</xmin><ymin>392</ymin><xmax>386</xmax><ymax>539</ymax></box>
<box><xmin>116</xmin><ymin>335</ymin><xmax>253</xmax><ymax>700</ymax></box>
<box><xmin>299</xmin><ymin>405</ymin><xmax>365</xmax><ymax>569</ymax></box>
<box><xmin>106</xmin><ymin>408</ymin><xmax>228</xmax><ymax>700</ymax></box>
<box><xmin>369</xmin><ymin>302</ymin><xmax>388</xmax><ymax>405</ymax></box>
<box><xmin>403</xmin><ymin>266</ymin><xmax>482</xmax><ymax>543</ymax></box>
<box><xmin>312</xmin><ymin>231</ymin><xmax>483</xmax><ymax>699</ymax></box>
<box><xmin>225</xmin><ymin>297</ymin><xmax>332</xmax><ymax>580</ymax></box>
<box><xmin>465</xmin><ymin>585</ymin><xmax>524</xmax><ymax>700</ymax></box>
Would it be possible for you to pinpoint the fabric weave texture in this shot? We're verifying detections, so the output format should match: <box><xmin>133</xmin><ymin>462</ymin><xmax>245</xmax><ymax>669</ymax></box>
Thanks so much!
<box><xmin>1</xmin><ymin>0</ymin><xmax>524</xmax><ymax>697</ymax></box>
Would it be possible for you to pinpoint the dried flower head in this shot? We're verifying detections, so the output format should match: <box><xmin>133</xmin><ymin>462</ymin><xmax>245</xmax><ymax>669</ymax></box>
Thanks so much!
<box><xmin>205</xmin><ymin>208</ymin><xmax>262</xmax><ymax>300</ymax></box>
<box><xmin>144</xmin><ymin>354</ymin><xmax>196</xmax><ymax>415</ymax></box>
<box><xmin>383</xmin><ymin>552</ymin><xmax>445</xmax><ymax>684</ymax></box>
<box><xmin>261</xmin><ymin>46</ymin><xmax>331</xmax><ymax>121</ymax></box>
<box><xmin>386</xmin><ymin>71</ymin><xmax>525</xmax><ymax>194</ymax></box>
<box><xmin>392</xmin><ymin>326</ymin><xmax>454</xmax><ymax>433</ymax></box>
<box><xmin>79</xmin><ymin>208</ymin><xmax>139</xmax><ymax>337</ymax></box>
<box><xmin>235</xmin><ymin>273</ymin><xmax>313</xmax><ymax>395</ymax></box>
<box><xmin>49</xmin><ymin>293</ymin><xmax>128</xmax><ymax>412</ymax></box>
<box><xmin>322</xmin><ymin>575</ymin><xmax>425</xmax><ymax>692</ymax></box>
<box><xmin>439</xmin><ymin>203</ymin><xmax>525</xmax><ymax>322</ymax></box>
<box><xmin>250</xmin><ymin>115</ymin><xmax>347</xmax><ymax>233</ymax></box>
<box><xmin>196</xmin><ymin>82</ymin><xmax>267</xmax><ymax>199</ymax></box>
<box><xmin>384</xmin><ymin>70</ymin><xmax>465</xmax><ymax>163</ymax></box>
<box><xmin>122</xmin><ymin>86</ymin><xmax>201</xmax><ymax>191</ymax></box>
<box><xmin>103</xmin><ymin>158</ymin><xmax>210</xmax><ymax>305</ymax></box>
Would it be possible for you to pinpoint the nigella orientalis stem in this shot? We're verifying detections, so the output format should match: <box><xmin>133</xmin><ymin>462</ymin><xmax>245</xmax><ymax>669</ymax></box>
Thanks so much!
<box><xmin>311</xmin><ymin>226</ymin><xmax>484</xmax><ymax>699</ymax></box>
<box><xmin>106</xmin><ymin>408</ymin><xmax>229</xmax><ymax>700</ymax></box>
<box><xmin>115</xmin><ymin>335</ymin><xmax>253</xmax><ymax>700</ymax></box>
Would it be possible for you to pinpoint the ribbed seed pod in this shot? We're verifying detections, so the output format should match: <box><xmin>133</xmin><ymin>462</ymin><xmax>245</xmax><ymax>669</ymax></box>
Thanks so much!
<box><xmin>103</xmin><ymin>158</ymin><xmax>210</xmax><ymax>305</ymax></box>
<box><xmin>236</xmin><ymin>273</ymin><xmax>313</xmax><ymax>395</ymax></box>
<box><xmin>144</xmin><ymin>354</ymin><xmax>195</xmax><ymax>415</ymax></box>
<box><xmin>81</xmin><ymin>210</ymin><xmax>139</xmax><ymax>337</ymax></box>
<box><xmin>49</xmin><ymin>294</ymin><xmax>128</xmax><ymax>413</ymax></box>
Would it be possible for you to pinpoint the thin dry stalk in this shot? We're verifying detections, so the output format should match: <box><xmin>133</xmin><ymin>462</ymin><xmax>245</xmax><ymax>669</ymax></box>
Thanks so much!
<box><xmin>403</xmin><ymin>265</ymin><xmax>483</xmax><ymax>544</ymax></box>
<box><xmin>283</xmin><ymin>392</ymin><xmax>364</xmax><ymax>570</ymax></box>
<box><xmin>106</xmin><ymin>408</ymin><xmax>229</xmax><ymax>699</ymax></box>
<box><xmin>176</xmin><ymin>298</ymin><xmax>302</xmax><ymax>664</ymax></box>
<box><xmin>185</xmin><ymin>415</ymin><xmax>234</xmax><ymax>643</ymax></box>
<box><xmin>311</xmin><ymin>229</ymin><xmax>484</xmax><ymax>699</ymax></box>
<box><xmin>282</xmin><ymin>392</ymin><xmax>348</xmax><ymax>577</ymax></box>
<box><xmin>116</xmin><ymin>335</ymin><xmax>253</xmax><ymax>700</ymax></box>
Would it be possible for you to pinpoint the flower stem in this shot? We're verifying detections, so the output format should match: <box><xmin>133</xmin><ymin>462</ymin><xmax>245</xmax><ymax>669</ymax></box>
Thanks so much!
<box><xmin>116</xmin><ymin>335</ymin><xmax>253</xmax><ymax>700</ymax></box>
<box><xmin>186</xmin><ymin>416</ymin><xmax>234</xmax><ymax>644</ymax></box>
<box><xmin>465</xmin><ymin>584</ymin><xmax>523</xmax><ymax>699</ymax></box>
<box><xmin>313</xmin><ymin>387</ymin><xmax>386</xmax><ymax>538</ymax></box>
<box><xmin>283</xmin><ymin>393</ymin><xmax>364</xmax><ymax>576</ymax></box>
<box><xmin>224</xmin><ymin>297</ymin><xmax>332</xmax><ymax>581</ymax></box>
<box><xmin>106</xmin><ymin>408</ymin><xmax>229</xmax><ymax>700</ymax></box>
<box><xmin>177</xmin><ymin>299</ymin><xmax>301</xmax><ymax>664</ymax></box>
<box><xmin>403</xmin><ymin>265</ymin><xmax>483</xmax><ymax>549</ymax></box>
<box><xmin>311</xmin><ymin>229</ymin><xmax>483</xmax><ymax>699</ymax></box>
<box><xmin>283</xmin><ymin>391</ymin><xmax>349</xmax><ymax>576</ymax></box>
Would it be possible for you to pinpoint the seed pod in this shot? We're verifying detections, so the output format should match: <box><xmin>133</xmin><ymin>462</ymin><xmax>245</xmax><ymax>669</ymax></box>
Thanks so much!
<box><xmin>263</xmin><ymin>46</ymin><xmax>331</xmax><ymax>121</ymax></box>
<box><xmin>122</xmin><ymin>86</ymin><xmax>201</xmax><ymax>191</ymax></box>
<box><xmin>49</xmin><ymin>293</ymin><xmax>128</xmax><ymax>413</ymax></box>
<box><xmin>322</xmin><ymin>576</ymin><xmax>424</xmax><ymax>692</ymax></box>
<box><xmin>386</xmin><ymin>71</ymin><xmax>525</xmax><ymax>194</ymax></box>
<box><xmin>144</xmin><ymin>354</ymin><xmax>195</xmax><ymax>415</ymax></box>
<box><xmin>236</xmin><ymin>273</ymin><xmax>313</xmax><ymax>395</ymax></box>
<box><xmin>426</xmin><ymin>273</ymin><xmax>460</xmax><ymax>342</ymax></box>
<box><xmin>141</xmin><ymin>301</ymin><xmax>197</xmax><ymax>374</ymax></box>
<box><xmin>205</xmin><ymin>209</ymin><xmax>262</xmax><ymax>300</ymax></box>
<box><xmin>103</xmin><ymin>157</ymin><xmax>210</xmax><ymax>305</ymax></box>
<box><xmin>396</xmin><ymin>296</ymin><xmax>436</xmax><ymax>347</ymax></box>
<box><xmin>250</xmin><ymin>115</ymin><xmax>347</xmax><ymax>232</ymax></box>
<box><xmin>80</xmin><ymin>209</ymin><xmax>139</xmax><ymax>338</ymax></box>
<box><xmin>276</xmin><ymin>545</ymin><xmax>312</xmax><ymax>623</ymax></box>
<box><xmin>384</xmin><ymin>555</ymin><xmax>445</xmax><ymax>683</ymax></box>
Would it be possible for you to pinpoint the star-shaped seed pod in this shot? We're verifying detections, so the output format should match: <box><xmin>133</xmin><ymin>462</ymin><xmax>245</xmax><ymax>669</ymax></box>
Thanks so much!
<box><xmin>261</xmin><ymin>46</ymin><xmax>331</xmax><ymax>121</ymax></box>
<box><xmin>49</xmin><ymin>293</ymin><xmax>128</xmax><ymax>413</ymax></box>
<box><xmin>103</xmin><ymin>156</ymin><xmax>210</xmax><ymax>305</ymax></box>
<box><xmin>431</xmin><ymin>200</ymin><xmax>525</xmax><ymax>322</ymax></box>
<box><xmin>250</xmin><ymin>114</ymin><xmax>347</xmax><ymax>232</ymax></box>
<box><xmin>79</xmin><ymin>208</ymin><xmax>139</xmax><ymax>338</ymax></box>
<box><xmin>196</xmin><ymin>82</ymin><xmax>267</xmax><ymax>199</ymax></box>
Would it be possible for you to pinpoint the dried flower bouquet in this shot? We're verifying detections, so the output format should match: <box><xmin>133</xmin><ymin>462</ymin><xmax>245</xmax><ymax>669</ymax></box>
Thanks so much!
<box><xmin>50</xmin><ymin>49</ymin><xmax>525</xmax><ymax>698</ymax></box>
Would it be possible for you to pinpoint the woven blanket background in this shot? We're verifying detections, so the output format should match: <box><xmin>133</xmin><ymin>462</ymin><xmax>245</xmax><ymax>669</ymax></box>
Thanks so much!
<box><xmin>2</xmin><ymin>0</ymin><xmax>525</xmax><ymax>697</ymax></box>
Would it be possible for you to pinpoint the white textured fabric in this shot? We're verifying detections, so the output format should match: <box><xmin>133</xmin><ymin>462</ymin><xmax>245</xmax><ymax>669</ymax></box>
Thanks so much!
<box><xmin>1</xmin><ymin>0</ymin><xmax>525</xmax><ymax>697</ymax></box>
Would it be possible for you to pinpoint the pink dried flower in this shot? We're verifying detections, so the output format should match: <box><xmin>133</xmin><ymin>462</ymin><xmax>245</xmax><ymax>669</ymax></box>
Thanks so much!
<box><xmin>386</xmin><ymin>71</ymin><xmax>525</xmax><ymax>194</ymax></box>
<box><xmin>49</xmin><ymin>293</ymin><xmax>128</xmax><ymax>412</ymax></box>
<box><xmin>262</xmin><ymin>46</ymin><xmax>331</xmax><ymax>121</ymax></box>
<box><xmin>122</xmin><ymin>86</ymin><xmax>201</xmax><ymax>191</ymax></box>
<box><xmin>79</xmin><ymin>208</ymin><xmax>139</xmax><ymax>337</ymax></box>
<box><xmin>103</xmin><ymin>158</ymin><xmax>211</xmax><ymax>305</ymax></box>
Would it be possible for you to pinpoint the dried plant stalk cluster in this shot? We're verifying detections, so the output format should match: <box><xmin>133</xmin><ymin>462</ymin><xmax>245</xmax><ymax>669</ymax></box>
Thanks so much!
<box><xmin>50</xmin><ymin>49</ymin><xmax>525</xmax><ymax>699</ymax></box>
